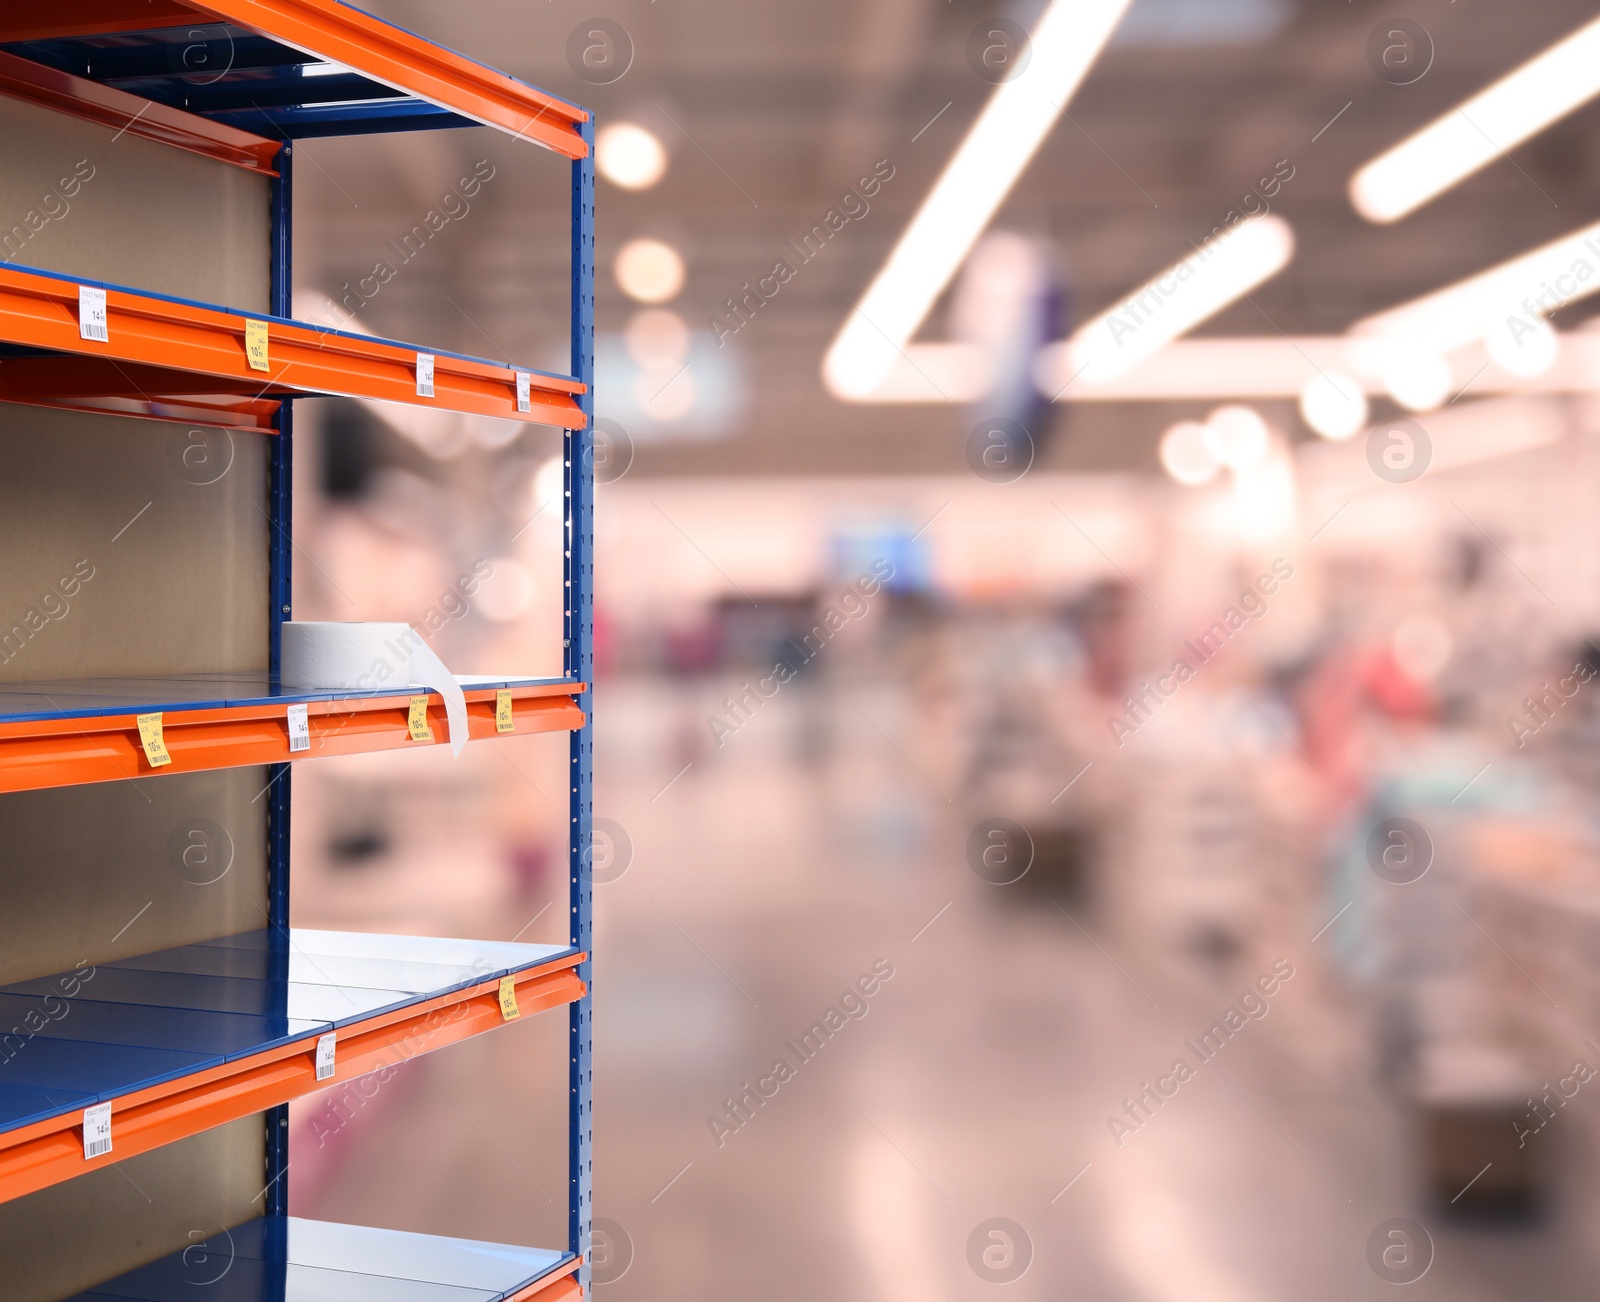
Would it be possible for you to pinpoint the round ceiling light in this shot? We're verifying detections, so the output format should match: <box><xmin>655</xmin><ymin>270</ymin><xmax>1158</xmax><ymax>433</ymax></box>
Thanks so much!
<box><xmin>1160</xmin><ymin>420</ymin><xmax>1221</xmax><ymax>486</ymax></box>
<box><xmin>1300</xmin><ymin>371</ymin><xmax>1368</xmax><ymax>441</ymax></box>
<box><xmin>615</xmin><ymin>238</ymin><xmax>685</xmax><ymax>304</ymax></box>
<box><xmin>596</xmin><ymin>123</ymin><xmax>667</xmax><ymax>190</ymax></box>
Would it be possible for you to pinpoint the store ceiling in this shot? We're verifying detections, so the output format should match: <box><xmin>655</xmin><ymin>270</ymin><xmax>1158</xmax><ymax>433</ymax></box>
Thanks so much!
<box><xmin>303</xmin><ymin>0</ymin><xmax>1600</xmax><ymax>477</ymax></box>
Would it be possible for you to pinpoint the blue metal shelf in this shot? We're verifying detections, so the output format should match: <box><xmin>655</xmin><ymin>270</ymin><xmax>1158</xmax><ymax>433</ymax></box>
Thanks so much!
<box><xmin>71</xmin><ymin>1216</ymin><xmax>575</xmax><ymax>1301</ymax></box>
<box><xmin>0</xmin><ymin>930</ymin><xmax>575</xmax><ymax>1139</ymax></box>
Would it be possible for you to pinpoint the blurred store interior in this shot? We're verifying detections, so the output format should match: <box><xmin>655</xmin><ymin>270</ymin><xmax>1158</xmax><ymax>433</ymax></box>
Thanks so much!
<box><xmin>280</xmin><ymin>0</ymin><xmax>1600</xmax><ymax>1296</ymax></box>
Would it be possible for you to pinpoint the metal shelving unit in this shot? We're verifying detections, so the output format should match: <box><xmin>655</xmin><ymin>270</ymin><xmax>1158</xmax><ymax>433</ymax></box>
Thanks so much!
<box><xmin>0</xmin><ymin>4</ymin><xmax>595</xmax><ymax>1299</ymax></box>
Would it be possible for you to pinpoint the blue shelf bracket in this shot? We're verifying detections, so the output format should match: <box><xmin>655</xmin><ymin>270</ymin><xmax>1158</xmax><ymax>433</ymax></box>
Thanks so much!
<box><xmin>565</xmin><ymin>113</ymin><xmax>596</xmax><ymax>1294</ymax></box>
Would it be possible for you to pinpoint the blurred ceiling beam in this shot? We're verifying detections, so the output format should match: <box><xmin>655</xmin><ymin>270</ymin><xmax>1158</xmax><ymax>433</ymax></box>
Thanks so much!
<box><xmin>814</xmin><ymin>0</ymin><xmax>930</xmax><ymax>178</ymax></box>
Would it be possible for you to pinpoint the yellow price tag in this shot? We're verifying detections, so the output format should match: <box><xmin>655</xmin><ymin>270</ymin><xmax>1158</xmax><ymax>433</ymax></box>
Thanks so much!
<box><xmin>407</xmin><ymin>695</ymin><xmax>433</xmax><ymax>742</ymax></box>
<box><xmin>498</xmin><ymin>976</ymin><xmax>520</xmax><ymax>1021</ymax></box>
<box><xmin>495</xmin><ymin>688</ymin><xmax>514</xmax><ymax>733</ymax></box>
<box><xmin>245</xmin><ymin>318</ymin><xmax>269</xmax><ymax>372</ymax></box>
<box><xmin>136</xmin><ymin>712</ymin><xmax>172</xmax><ymax>767</ymax></box>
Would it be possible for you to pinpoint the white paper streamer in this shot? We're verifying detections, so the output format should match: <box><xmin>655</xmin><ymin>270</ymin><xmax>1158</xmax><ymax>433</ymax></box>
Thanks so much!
<box><xmin>281</xmin><ymin>621</ymin><xmax>469</xmax><ymax>757</ymax></box>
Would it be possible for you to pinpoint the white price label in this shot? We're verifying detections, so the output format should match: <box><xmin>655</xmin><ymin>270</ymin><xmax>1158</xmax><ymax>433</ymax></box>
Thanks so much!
<box><xmin>83</xmin><ymin>1103</ymin><xmax>112</xmax><ymax>1159</ymax></box>
<box><xmin>286</xmin><ymin>703</ymin><xmax>310</xmax><ymax>753</ymax></box>
<box><xmin>315</xmin><ymin>1032</ymin><xmax>336</xmax><ymax>1082</ymax></box>
<box><xmin>416</xmin><ymin>352</ymin><xmax>435</xmax><ymax>398</ymax></box>
<box><xmin>515</xmin><ymin>371</ymin><xmax>531</xmax><ymax>414</ymax></box>
<box><xmin>79</xmin><ymin>285</ymin><xmax>108</xmax><ymax>342</ymax></box>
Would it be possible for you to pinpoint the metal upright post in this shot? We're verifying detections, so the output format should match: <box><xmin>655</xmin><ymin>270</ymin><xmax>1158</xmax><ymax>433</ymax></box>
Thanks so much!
<box><xmin>566</xmin><ymin>114</ymin><xmax>596</xmax><ymax>1292</ymax></box>
<box><xmin>264</xmin><ymin>137</ymin><xmax>294</xmax><ymax>1221</ymax></box>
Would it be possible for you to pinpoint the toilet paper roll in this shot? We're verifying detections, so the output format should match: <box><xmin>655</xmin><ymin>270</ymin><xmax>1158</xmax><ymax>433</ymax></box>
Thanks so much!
<box><xmin>281</xmin><ymin>622</ymin><xmax>469</xmax><ymax>757</ymax></box>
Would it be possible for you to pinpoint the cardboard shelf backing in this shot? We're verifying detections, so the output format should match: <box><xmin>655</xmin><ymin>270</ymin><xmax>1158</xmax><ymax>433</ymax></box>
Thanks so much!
<box><xmin>0</xmin><ymin>674</ymin><xmax>586</xmax><ymax>794</ymax></box>
<box><xmin>0</xmin><ymin>929</ymin><xmax>587</xmax><ymax>1204</ymax></box>
<box><xmin>70</xmin><ymin>1215</ymin><xmax>581</xmax><ymax>1300</ymax></box>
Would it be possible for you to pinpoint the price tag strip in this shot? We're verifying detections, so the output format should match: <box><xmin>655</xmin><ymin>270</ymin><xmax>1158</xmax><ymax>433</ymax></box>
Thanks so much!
<box><xmin>407</xmin><ymin>695</ymin><xmax>433</xmax><ymax>742</ymax></box>
<box><xmin>83</xmin><ymin>1103</ymin><xmax>111</xmax><ymax>1159</ymax></box>
<box><xmin>78</xmin><ymin>285</ymin><xmax>108</xmax><ymax>342</ymax></box>
<box><xmin>245</xmin><ymin>318</ymin><xmax>270</xmax><ymax>371</ymax></box>
<box><xmin>415</xmin><ymin>351</ymin><xmax>435</xmax><ymax>398</ymax></box>
<box><xmin>286</xmin><ymin>702</ymin><xmax>310</xmax><ymax>753</ymax></box>
<box><xmin>498</xmin><ymin>976</ymin><xmax>520</xmax><ymax>1021</ymax></box>
<box><xmin>515</xmin><ymin>371</ymin><xmax>532</xmax><ymax>413</ymax></box>
<box><xmin>136</xmin><ymin>712</ymin><xmax>172</xmax><ymax>767</ymax></box>
<box><xmin>315</xmin><ymin>1032</ymin><xmax>337</xmax><ymax>1082</ymax></box>
<box><xmin>496</xmin><ymin>688</ymin><xmax>515</xmax><ymax>733</ymax></box>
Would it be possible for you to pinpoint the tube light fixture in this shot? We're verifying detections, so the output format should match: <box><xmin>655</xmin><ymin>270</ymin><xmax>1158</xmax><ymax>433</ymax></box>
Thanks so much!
<box><xmin>1064</xmin><ymin>215</ymin><xmax>1294</xmax><ymax>382</ymax></box>
<box><xmin>823</xmin><ymin>0</ymin><xmax>1137</xmax><ymax>400</ymax></box>
<box><xmin>1351</xmin><ymin>217</ymin><xmax>1600</xmax><ymax>354</ymax></box>
<box><xmin>1351</xmin><ymin>15</ymin><xmax>1600</xmax><ymax>223</ymax></box>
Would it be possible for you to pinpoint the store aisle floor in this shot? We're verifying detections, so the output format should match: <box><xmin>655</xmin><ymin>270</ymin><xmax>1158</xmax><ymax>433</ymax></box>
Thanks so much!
<box><xmin>290</xmin><ymin>675</ymin><xmax>1597</xmax><ymax>1301</ymax></box>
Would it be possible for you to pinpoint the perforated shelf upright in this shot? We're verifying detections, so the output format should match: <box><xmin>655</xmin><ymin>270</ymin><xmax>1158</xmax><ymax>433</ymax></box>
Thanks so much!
<box><xmin>0</xmin><ymin>5</ymin><xmax>595</xmax><ymax>1300</ymax></box>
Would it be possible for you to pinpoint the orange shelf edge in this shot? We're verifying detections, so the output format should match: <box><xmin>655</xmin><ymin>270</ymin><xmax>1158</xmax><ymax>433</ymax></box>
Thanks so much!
<box><xmin>0</xmin><ymin>265</ymin><xmax>587</xmax><ymax>425</ymax></box>
<box><xmin>510</xmin><ymin>1263</ymin><xmax>583</xmax><ymax>1302</ymax></box>
<box><xmin>0</xmin><ymin>684</ymin><xmax>587</xmax><ymax>794</ymax></box>
<box><xmin>0</xmin><ymin>355</ymin><xmax>284</xmax><ymax>430</ymax></box>
<box><xmin>0</xmin><ymin>957</ymin><xmax>587</xmax><ymax>1205</ymax></box>
<box><xmin>0</xmin><ymin>49</ymin><xmax>279</xmax><ymax>176</ymax></box>
<box><xmin>0</xmin><ymin>4</ymin><xmax>200</xmax><ymax>41</ymax></box>
<box><xmin>186</xmin><ymin>0</ymin><xmax>588</xmax><ymax>158</ymax></box>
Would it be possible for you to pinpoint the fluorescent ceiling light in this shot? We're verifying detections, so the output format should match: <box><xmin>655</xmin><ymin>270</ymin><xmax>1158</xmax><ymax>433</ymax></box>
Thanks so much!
<box><xmin>1029</xmin><ymin>332</ymin><xmax>1600</xmax><ymax>402</ymax></box>
<box><xmin>1351</xmin><ymin>15</ymin><xmax>1600</xmax><ymax>223</ymax></box>
<box><xmin>1036</xmin><ymin>335</ymin><xmax>1341</xmax><ymax>399</ymax></box>
<box><xmin>1064</xmin><ymin>215</ymin><xmax>1293</xmax><ymax>382</ymax></box>
<box><xmin>835</xmin><ymin>343</ymin><xmax>993</xmax><ymax>404</ymax></box>
<box><xmin>1300</xmin><ymin>396</ymin><xmax>1565</xmax><ymax>495</ymax></box>
<box><xmin>1486</xmin><ymin>316</ymin><xmax>1558</xmax><ymax>377</ymax></box>
<box><xmin>823</xmin><ymin>0</ymin><xmax>1137</xmax><ymax>400</ymax></box>
<box><xmin>1351</xmin><ymin>217</ymin><xmax>1600</xmax><ymax>353</ymax></box>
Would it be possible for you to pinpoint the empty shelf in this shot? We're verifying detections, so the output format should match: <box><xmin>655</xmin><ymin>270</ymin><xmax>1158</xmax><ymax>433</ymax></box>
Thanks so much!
<box><xmin>72</xmin><ymin>1216</ymin><xmax>580</xmax><ymax>1301</ymax></box>
<box><xmin>0</xmin><ymin>673</ymin><xmax>585</xmax><ymax>794</ymax></box>
<box><xmin>0</xmin><ymin>930</ymin><xmax>585</xmax><ymax>1203</ymax></box>
<box><xmin>0</xmin><ymin>48</ymin><xmax>281</xmax><ymax>175</ymax></box>
<box><xmin>0</xmin><ymin>1</ymin><xmax>588</xmax><ymax>157</ymax></box>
